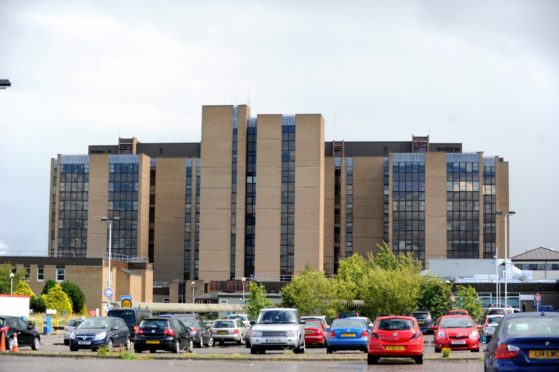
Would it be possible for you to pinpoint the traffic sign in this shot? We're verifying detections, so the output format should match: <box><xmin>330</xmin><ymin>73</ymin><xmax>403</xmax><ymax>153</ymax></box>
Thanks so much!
<box><xmin>534</xmin><ymin>292</ymin><xmax>542</xmax><ymax>304</ymax></box>
<box><xmin>103</xmin><ymin>287</ymin><xmax>114</xmax><ymax>300</ymax></box>
<box><xmin>120</xmin><ymin>295</ymin><xmax>132</xmax><ymax>308</ymax></box>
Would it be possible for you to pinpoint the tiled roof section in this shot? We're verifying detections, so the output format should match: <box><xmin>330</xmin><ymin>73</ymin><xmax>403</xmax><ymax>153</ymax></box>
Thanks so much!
<box><xmin>511</xmin><ymin>247</ymin><xmax>559</xmax><ymax>261</ymax></box>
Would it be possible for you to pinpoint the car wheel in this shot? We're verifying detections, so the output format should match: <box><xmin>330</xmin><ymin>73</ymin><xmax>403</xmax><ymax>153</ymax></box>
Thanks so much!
<box><xmin>472</xmin><ymin>348</ymin><xmax>480</xmax><ymax>352</ymax></box>
<box><xmin>31</xmin><ymin>337</ymin><xmax>40</xmax><ymax>351</ymax></box>
<box><xmin>64</xmin><ymin>340</ymin><xmax>69</xmax><ymax>346</ymax></box>
<box><xmin>245</xmin><ymin>341</ymin><xmax>251</xmax><ymax>349</ymax></box>
<box><xmin>172</xmin><ymin>339</ymin><xmax>180</xmax><ymax>354</ymax></box>
<box><xmin>187</xmin><ymin>339</ymin><xmax>194</xmax><ymax>353</ymax></box>
<box><xmin>435</xmin><ymin>346</ymin><xmax>441</xmax><ymax>353</ymax></box>
<box><xmin>219</xmin><ymin>340</ymin><xmax>225</xmax><ymax>346</ymax></box>
<box><xmin>367</xmin><ymin>355</ymin><xmax>379</xmax><ymax>365</ymax></box>
<box><xmin>326</xmin><ymin>347</ymin><xmax>333</xmax><ymax>354</ymax></box>
<box><xmin>207</xmin><ymin>337</ymin><xmax>214</xmax><ymax>347</ymax></box>
<box><xmin>106</xmin><ymin>339</ymin><xmax>113</xmax><ymax>352</ymax></box>
<box><xmin>149</xmin><ymin>349</ymin><xmax>156</xmax><ymax>353</ymax></box>
<box><xmin>250</xmin><ymin>347</ymin><xmax>258</xmax><ymax>355</ymax></box>
<box><xmin>70</xmin><ymin>346</ymin><xmax>78</xmax><ymax>352</ymax></box>
<box><xmin>134</xmin><ymin>347</ymin><xmax>142</xmax><ymax>353</ymax></box>
<box><xmin>414</xmin><ymin>355</ymin><xmax>424</xmax><ymax>365</ymax></box>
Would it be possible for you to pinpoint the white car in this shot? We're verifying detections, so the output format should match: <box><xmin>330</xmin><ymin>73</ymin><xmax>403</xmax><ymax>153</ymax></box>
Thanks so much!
<box><xmin>63</xmin><ymin>319</ymin><xmax>84</xmax><ymax>345</ymax></box>
<box><xmin>482</xmin><ymin>315</ymin><xmax>504</xmax><ymax>340</ymax></box>
<box><xmin>226</xmin><ymin>313</ymin><xmax>250</xmax><ymax>328</ymax></box>
<box><xmin>249</xmin><ymin>308</ymin><xmax>306</xmax><ymax>355</ymax></box>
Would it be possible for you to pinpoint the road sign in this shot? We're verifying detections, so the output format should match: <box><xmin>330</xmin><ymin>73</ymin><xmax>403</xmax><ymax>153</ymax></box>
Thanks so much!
<box><xmin>103</xmin><ymin>287</ymin><xmax>113</xmax><ymax>300</ymax></box>
<box><xmin>120</xmin><ymin>295</ymin><xmax>132</xmax><ymax>308</ymax></box>
<box><xmin>534</xmin><ymin>292</ymin><xmax>542</xmax><ymax>304</ymax></box>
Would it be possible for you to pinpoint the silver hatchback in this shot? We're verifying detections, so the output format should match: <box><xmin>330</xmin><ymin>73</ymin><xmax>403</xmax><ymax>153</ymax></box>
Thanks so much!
<box><xmin>211</xmin><ymin>319</ymin><xmax>247</xmax><ymax>345</ymax></box>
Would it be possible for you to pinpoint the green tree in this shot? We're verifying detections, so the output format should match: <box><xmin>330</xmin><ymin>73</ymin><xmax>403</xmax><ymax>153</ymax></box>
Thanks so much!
<box><xmin>281</xmin><ymin>267</ymin><xmax>338</xmax><ymax>319</ymax></box>
<box><xmin>335</xmin><ymin>254</ymin><xmax>367</xmax><ymax>302</ymax></box>
<box><xmin>370</xmin><ymin>242</ymin><xmax>422</xmax><ymax>273</ymax></box>
<box><xmin>245</xmin><ymin>282</ymin><xmax>272</xmax><ymax>320</ymax></box>
<box><xmin>30</xmin><ymin>296</ymin><xmax>46</xmax><ymax>313</ymax></box>
<box><xmin>61</xmin><ymin>281</ymin><xmax>86</xmax><ymax>314</ymax></box>
<box><xmin>0</xmin><ymin>263</ymin><xmax>25</xmax><ymax>294</ymax></box>
<box><xmin>41</xmin><ymin>279</ymin><xmax>57</xmax><ymax>295</ymax></box>
<box><xmin>416</xmin><ymin>276</ymin><xmax>452</xmax><ymax>320</ymax></box>
<box><xmin>42</xmin><ymin>283</ymin><xmax>73</xmax><ymax>315</ymax></box>
<box><xmin>455</xmin><ymin>285</ymin><xmax>483</xmax><ymax>321</ymax></box>
<box><xmin>14</xmin><ymin>280</ymin><xmax>35</xmax><ymax>297</ymax></box>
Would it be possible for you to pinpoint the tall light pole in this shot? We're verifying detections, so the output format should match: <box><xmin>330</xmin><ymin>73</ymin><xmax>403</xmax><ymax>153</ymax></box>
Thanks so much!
<box><xmin>9</xmin><ymin>272</ymin><xmax>14</xmax><ymax>294</ymax></box>
<box><xmin>101</xmin><ymin>216</ymin><xmax>120</xmax><ymax>289</ymax></box>
<box><xmin>191</xmin><ymin>281</ymin><xmax>196</xmax><ymax>304</ymax></box>
<box><xmin>494</xmin><ymin>254</ymin><xmax>499</xmax><ymax>307</ymax></box>
<box><xmin>241</xmin><ymin>277</ymin><xmax>246</xmax><ymax>305</ymax></box>
<box><xmin>497</xmin><ymin>210</ymin><xmax>515</xmax><ymax>310</ymax></box>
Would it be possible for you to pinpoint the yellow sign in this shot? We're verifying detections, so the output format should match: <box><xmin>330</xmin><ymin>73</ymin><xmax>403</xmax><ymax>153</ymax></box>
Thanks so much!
<box><xmin>121</xmin><ymin>299</ymin><xmax>132</xmax><ymax>308</ymax></box>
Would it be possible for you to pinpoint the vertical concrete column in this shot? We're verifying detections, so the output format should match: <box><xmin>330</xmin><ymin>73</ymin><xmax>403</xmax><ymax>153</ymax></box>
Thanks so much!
<box><xmin>323</xmin><ymin>157</ymin><xmax>335</xmax><ymax>274</ymax></box>
<box><xmin>424</xmin><ymin>152</ymin><xmax>447</xmax><ymax>260</ymax></box>
<box><xmin>496</xmin><ymin>158</ymin><xmax>509</xmax><ymax>259</ymax></box>
<box><xmin>235</xmin><ymin>105</ymin><xmax>249</xmax><ymax>279</ymax></box>
<box><xmin>137</xmin><ymin>154</ymin><xmax>151</xmax><ymax>259</ymax></box>
<box><xmin>87</xmin><ymin>154</ymin><xmax>109</xmax><ymax>258</ymax></box>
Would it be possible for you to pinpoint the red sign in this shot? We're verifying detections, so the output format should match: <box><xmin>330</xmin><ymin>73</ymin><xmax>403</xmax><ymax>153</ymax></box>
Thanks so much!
<box><xmin>534</xmin><ymin>293</ymin><xmax>542</xmax><ymax>303</ymax></box>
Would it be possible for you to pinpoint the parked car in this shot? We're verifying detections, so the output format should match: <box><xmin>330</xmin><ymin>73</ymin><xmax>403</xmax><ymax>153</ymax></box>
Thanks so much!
<box><xmin>69</xmin><ymin>316</ymin><xmax>130</xmax><ymax>352</ymax></box>
<box><xmin>303</xmin><ymin>319</ymin><xmax>328</xmax><ymax>347</ymax></box>
<box><xmin>249</xmin><ymin>308</ymin><xmax>306</xmax><ymax>354</ymax></box>
<box><xmin>175</xmin><ymin>316</ymin><xmax>214</xmax><ymax>347</ymax></box>
<box><xmin>484</xmin><ymin>308</ymin><xmax>507</xmax><ymax>317</ymax></box>
<box><xmin>410</xmin><ymin>311</ymin><xmax>433</xmax><ymax>334</ymax></box>
<box><xmin>449</xmin><ymin>309</ymin><xmax>469</xmax><ymax>316</ymax></box>
<box><xmin>225</xmin><ymin>313</ymin><xmax>250</xmax><ymax>328</ymax></box>
<box><xmin>434</xmin><ymin>315</ymin><xmax>480</xmax><ymax>352</ymax></box>
<box><xmin>134</xmin><ymin>317</ymin><xmax>193</xmax><ymax>354</ymax></box>
<box><xmin>326</xmin><ymin>317</ymin><xmax>369</xmax><ymax>354</ymax></box>
<box><xmin>211</xmin><ymin>318</ymin><xmax>247</xmax><ymax>345</ymax></box>
<box><xmin>107</xmin><ymin>308</ymin><xmax>152</xmax><ymax>341</ymax></box>
<box><xmin>203</xmin><ymin>320</ymin><xmax>215</xmax><ymax>329</ymax></box>
<box><xmin>63</xmin><ymin>319</ymin><xmax>84</xmax><ymax>345</ymax></box>
<box><xmin>301</xmin><ymin>315</ymin><xmax>329</xmax><ymax>330</ymax></box>
<box><xmin>484</xmin><ymin>312</ymin><xmax>559</xmax><ymax>371</ymax></box>
<box><xmin>482</xmin><ymin>315</ymin><xmax>504</xmax><ymax>341</ymax></box>
<box><xmin>0</xmin><ymin>315</ymin><xmax>41</xmax><ymax>351</ymax></box>
<box><xmin>367</xmin><ymin>316</ymin><xmax>424</xmax><ymax>365</ymax></box>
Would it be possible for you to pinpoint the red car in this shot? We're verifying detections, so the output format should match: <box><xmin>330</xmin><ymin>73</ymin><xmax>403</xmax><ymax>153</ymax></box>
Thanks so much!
<box><xmin>303</xmin><ymin>320</ymin><xmax>327</xmax><ymax>347</ymax></box>
<box><xmin>434</xmin><ymin>315</ymin><xmax>480</xmax><ymax>352</ymax></box>
<box><xmin>367</xmin><ymin>316</ymin><xmax>424</xmax><ymax>365</ymax></box>
<box><xmin>449</xmin><ymin>309</ymin><xmax>469</xmax><ymax>316</ymax></box>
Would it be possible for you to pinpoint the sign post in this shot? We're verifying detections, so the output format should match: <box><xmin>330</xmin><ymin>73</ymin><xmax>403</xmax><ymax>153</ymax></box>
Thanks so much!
<box><xmin>534</xmin><ymin>292</ymin><xmax>542</xmax><ymax>312</ymax></box>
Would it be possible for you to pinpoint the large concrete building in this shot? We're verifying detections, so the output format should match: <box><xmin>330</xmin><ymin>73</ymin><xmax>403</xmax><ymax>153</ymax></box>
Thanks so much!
<box><xmin>45</xmin><ymin>104</ymin><xmax>509</xmax><ymax>300</ymax></box>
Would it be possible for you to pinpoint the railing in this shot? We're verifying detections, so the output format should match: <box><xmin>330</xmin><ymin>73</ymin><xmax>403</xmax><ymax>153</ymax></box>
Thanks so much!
<box><xmin>102</xmin><ymin>252</ymin><xmax>149</xmax><ymax>263</ymax></box>
<box><xmin>47</xmin><ymin>251</ymin><xmax>148</xmax><ymax>263</ymax></box>
<box><xmin>153</xmin><ymin>281</ymin><xmax>170</xmax><ymax>288</ymax></box>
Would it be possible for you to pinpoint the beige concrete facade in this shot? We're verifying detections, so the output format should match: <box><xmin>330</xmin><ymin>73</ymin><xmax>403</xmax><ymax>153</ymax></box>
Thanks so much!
<box><xmin>323</xmin><ymin>157</ymin><xmax>335</xmax><ymax>274</ymax></box>
<box><xmin>87</xmin><ymin>154</ymin><xmax>110</xmax><ymax>258</ymax></box>
<box><xmin>137</xmin><ymin>154</ymin><xmax>151</xmax><ymax>259</ymax></box>
<box><xmin>424</xmin><ymin>152</ymin><xmax>448</xmax><ymax>260</ymax></box>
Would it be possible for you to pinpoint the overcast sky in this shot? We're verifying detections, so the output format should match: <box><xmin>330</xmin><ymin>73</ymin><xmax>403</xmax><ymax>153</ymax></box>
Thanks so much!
<box><xmin>1</xmin><ymin>0</ymin><xmax>558</xmax><ymax>257</ymax></box>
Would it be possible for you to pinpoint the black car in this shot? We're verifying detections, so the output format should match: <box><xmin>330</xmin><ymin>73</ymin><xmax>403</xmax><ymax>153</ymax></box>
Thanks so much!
<box><xmin>134</xmin><ymin>317</ymin><xmax>193</xmax><ymax>353</ymax></box>
<box><xmin>107</xmin><ymin>308</ymin><xmax>152</xmax><ymax>340</ymax></box>
<box><xmin>69</xmin><ymin>316</ymin><xmax>130</xmax><ymax>352</ymax></box>
<box><xmin>410</xmin><ymin>311</ymin><xmax>433</xmax><ymax>334</ymax></box>
<box><xmin>0</xmin><ymin>315</ymin><xmax>40</xmax><ymax>351</ymax></box>
<box><xmin>174</xmin><ymin>316</ymin><xmax>214</xmax><ymax>347</ymax></box>
<box><xmin>484</xmin><ymin>312</ymin><xmax>559</xmax><ymax>371</ymax></box>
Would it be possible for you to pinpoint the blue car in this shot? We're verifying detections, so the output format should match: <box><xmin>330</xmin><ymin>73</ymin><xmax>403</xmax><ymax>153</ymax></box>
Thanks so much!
<box><xmin>326</xmin><ymin>317</ymin><xmax>370</xmax><ymax>353</ymax></box>
<box><xmin>484</xmin><ymin>312</ymin><xmax>559</xmax><ymax>371</ymax></box>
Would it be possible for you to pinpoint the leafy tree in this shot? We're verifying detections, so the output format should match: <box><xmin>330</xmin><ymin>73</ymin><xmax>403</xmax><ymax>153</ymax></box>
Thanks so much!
<box><xmin>30</xmin><ymin>296</ymin><xmax>46</xmax><ymax>313</ymax></box>
<box><xmin>14</xmin><ymin>280</ymin><xmax>35</xmax><ymax>297</ymax></box>
<box><xmin>41</xmin><ymin>279</ymin><xmax>57</xmax><ymax>295</ymax></box>
<box><xmin>370</xmin><ymin>242</ymin><xmax>422</xmax><ymax>273</ymax></box>
<box><xmin>61</xmin><ymin>281</ymin><xmax>86</xmax><ymax>314</ymax></box>
<box><xmin>245</xmin><ymin>282</ymin><xmax>272</xmax><ymax>320</ymax></box>
<box><xmin>335</xmin><ymin>254</ymin><xmax>367</xmax><ymax>302</ymax></box>
<box><xmin>416</xmin><ymin>276</ymin><xmax>452</xmax><ymax>320</ymax></box>
<box><xmin>0</xmin><ymin>263</ymin><xmax>25</xmax><ymax>294</ymax></box>
<box><xmin>42</xmin><ymin>284</ymin><xmax>72</xmax><ymax>315</ymax></box>
<box><xmin>454</xmin><ymin>285</ymin><xmax>483</xmax><ymax>321</ymax></box>
<box><xmin>281</xmin><ymin>267</ymin><xmax>338</xmax><ymax>319</ymax></box>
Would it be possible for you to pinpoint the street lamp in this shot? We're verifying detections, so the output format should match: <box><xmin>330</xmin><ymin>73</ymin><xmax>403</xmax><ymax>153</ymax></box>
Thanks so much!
<box><xmin>101</xmin><ymin>216</ymin><xmax>120</xmax><ymax>289</ymax></box>
<box><xmin>9</xmin><ymin>272</ymin><xmax>14</xmax><ymax>294</ymax></box>
<box><xmin>497</xmin><ymin>210</ymin><xmax>515</xmax><ymax>310</ymax></box>
<box><xmin>191</xmin><ymin>281</ymin><xmax>196</xmax><ymax>304</ymax></box>
<box><xmin>241</xmin><ymin>277</ymin><xmax>246</xmax><ymax>305</ymax></box>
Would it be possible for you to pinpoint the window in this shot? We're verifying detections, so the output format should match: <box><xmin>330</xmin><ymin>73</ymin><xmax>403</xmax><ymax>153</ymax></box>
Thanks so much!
<box><xmin>56</xmin><ymin>268</ymin><xmax>65</xmax><ymax>282</ymax></box>
<box><xmin>37</xmin><ymin>267</ymin><xmax>44</xmax><ymax>281</ymax></box>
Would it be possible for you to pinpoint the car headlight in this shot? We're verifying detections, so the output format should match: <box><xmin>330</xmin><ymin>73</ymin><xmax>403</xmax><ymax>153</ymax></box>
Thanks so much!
<box><xmin>285</xmin><ymin>331</ymin><xmax>296</xmax><ymax>337</ymax></box>
<box><xmin>94</xmin><ymin>332</ymin><xmax>107</xmax><ymax>340</ymax></box>
<box><xmin>251</xmin><ymin>331</ymin><xmax>262</xmax><ymax>337</ymax></box>
<box><xmin>437</xmin><ymin>331</ymin><xmax>445</xmax><ymax>338</ymax></box>
<box><xmin>469</xmin><ymin>331</ymin><xmax>479</xmax><ymax>340</ymax></box>
<box><xmin>70</xmin><ymin>332</ymin><xmax>75</xmax><ymax>340</ymax></box>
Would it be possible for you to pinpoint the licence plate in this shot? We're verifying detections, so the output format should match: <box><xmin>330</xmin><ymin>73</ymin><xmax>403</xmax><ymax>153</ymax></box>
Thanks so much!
<box><xmin>386</xmin><ymin>346</ymin><xmax>405</xmax><ymax>351</ymax></box>
<box><xmin>451</xmin><ymin>340</ymin><xmax>466</xmax><ymax>345</ymax></box>
<box><xmin>217</xmin><ymin>331</ymin><xmax>228</xmax><ymax>335</ymax></box>
<box><xmin>146</xmin><ymin>340</ymin><xmax>160</xmax><ymax>344</ymax></box>
<box><xmin>341</xmin><ymin>333</ymin><xmax>356</xmax><ymax>337</ymax></box>
<box><xmin>418</xmin><ymin>321</ymin><xmax>425</xmax><ymax>325</ymax></box>
<box><xmin>78</xmin><ymin>341</ymin><xmax>91</xmax><ymax>345</ymax></box>
<box><xmin>266</xmin><ymin>339</ymin><xmax>282</xmax><ymax>343</ymax></box>
<box><xmin>529</xmin><ymin>350</ymin><xmax>559</xmax><ymax>359</ymax></box>
<box><xmin>305</xmin><ymin>330</ymin><xmax>312</xmax><ymax>335</ymax></box>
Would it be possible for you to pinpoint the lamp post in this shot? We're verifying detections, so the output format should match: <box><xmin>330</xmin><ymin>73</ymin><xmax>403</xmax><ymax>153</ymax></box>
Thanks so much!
<box><xmin>191</xmin><ymin>281</ymin><xmax>196</xmax><ymax>304</ymax></box>
<box><xmin>497</xmin><ymin>210</ymin><xmax>515</xmax><ymax>310</ymax></box>
<box><xmin>494</xmin><ymin>254</ymin><xmax>499</xmax><ymax>307</ymax></box>
<box><xmin>101</xmin><ymin>216</ymin><xmax>120</xmax><ymax>289</ymax></box>
<box><xmin>241</xmin><ymin>277</ymin><xmax>246</xmax><ymax>305</ymax></box>
<box><xmin>9</xmin><ymin>272</ymin><xmax>14</xmax><ymax>294</ymax></box>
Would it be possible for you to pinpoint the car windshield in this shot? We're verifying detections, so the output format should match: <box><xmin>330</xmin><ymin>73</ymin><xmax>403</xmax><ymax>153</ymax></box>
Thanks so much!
<box><xmin>214</xmin><ymin>320</ymin><xmax>235</xmax><ymax>328</ymax></box>
<box><xmin>488</xmin><ymin>309</ymin><xmax>505</xmax><ymax>315</ymax></box>
<box><xmin>332</xmin><ymin>319</ymin><xmax>365</xmax><ymax>329</ymax></box>
<box><xmin>304</xmin><ymin>321</ymin><xmax>321</xmax><ymax>329</ymax></box>
<box><xmin>378</xmin><ymin>319</ymin><xmax>413</xmax><ymax>330</ymax></box>
<box><xmin>412</xmin><ymin>313</ymin><xmax>430</xmax><ymax>320</ymax></box>
<box><xmin>140</xmin><ymin>319</ymin><xmax>168</xmax><ymax>329</ymax></box>
<box><xmin>258</xmin><ymin>310</ymin><xmax>297</xmax><ymax>324</ymax></box>
<box><xmin>488</xmin><ymin>317</ymin><xmax>503</xmax><ymax>324</ymax></box>
<box><xmin>505</xmin><ymin>317</ymin><xmax>559</xmax><ymax>337</ymax></box>
<box><xmin>68</xmin><ymin>319</ymin><xmax>82</xmax><ymax>327</ymax></box>
<box><xmin>227</xmin><ymin>315</ymin><xmax>247</xmax><ymax>321</ymax></box>
<box><xmin>79</xmin><ymin>318</ymin><xmax>110</xmax><ymax>329</ymax></box>
<box><xmin>179</xmin><ymin>318</ymin><xmax>201</xmax><ymax>327</ymax></box>
<box><xmin>108</xmin><ymin>310</ymin><xmax>136</xmax><ymax>325</ymax></box>
<box><xmin>440</xmin><ymin>317</ymin><xmax>473</xmax><ymax>328</ymax></box>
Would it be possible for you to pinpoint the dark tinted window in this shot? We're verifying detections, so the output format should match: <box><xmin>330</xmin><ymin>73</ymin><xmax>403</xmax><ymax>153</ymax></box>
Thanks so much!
<box><xmin>214</xmin><ymin>321</ymin><xmax>235</xmax><ymax>328</ymax></box>
<box><xmin>108</xmin><ymin>310</ymin><xmax>136</xmax><ymax>325</ymax></box>
<box><xmin>140</xmin><ymin>319</ymin><xmax>169</xmax><ymax>330</ymax></box>
<box><xmin>412</xmin><ymin>313</ymin><xmax>430</xmax><ymax>320</ymax></box>
<box><xmin>378</xmin><ymin>319</ymin><xmax>413</xmax><ymax>331</ymax></box>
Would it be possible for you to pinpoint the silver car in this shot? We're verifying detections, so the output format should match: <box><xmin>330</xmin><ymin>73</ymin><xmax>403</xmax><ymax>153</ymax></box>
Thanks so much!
<box><xmin>211</xmin><ymin>319</ymin><xmax>247</xmax><ymax>345</ymax></box>
<box><xmin>63</xmin><ymin>319</ymin><xmax>84</xmax><ymax>345</ymax></box>
<box><xmin>249</xmin><ymin>308</ymin><xmax>305</xmax><ymax>354</ymax></box>
<box><xmin>482</xmin><ymin>314</ymin><xmax>504</xmax><ymax>340</ymax></box>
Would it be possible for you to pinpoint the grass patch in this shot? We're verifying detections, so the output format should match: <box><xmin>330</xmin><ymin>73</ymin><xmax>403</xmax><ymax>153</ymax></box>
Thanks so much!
<box><xmin>97</xmin><ymin>346</ymin><xmax>111</xmax><ymax>356</ymax></box>
<box><xmin>120</xmin><ymin>351</ymin><xmax>137</xmax><ymax>360</ymax></box>
<box><xmin>441</xmin><ymin>347</ymin><xmax>451</xmax><ymax>358</ymax></box>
